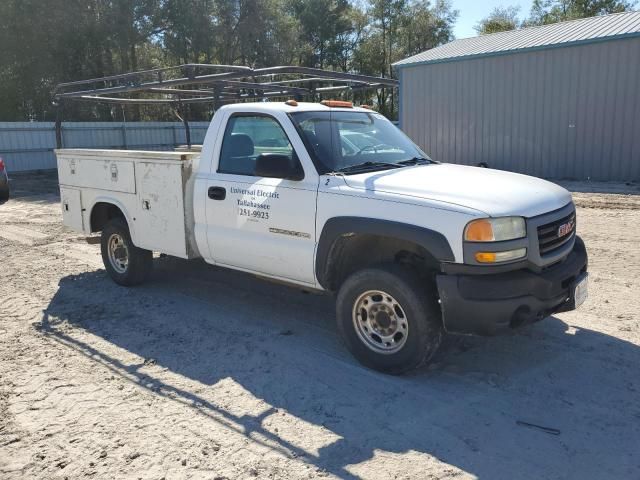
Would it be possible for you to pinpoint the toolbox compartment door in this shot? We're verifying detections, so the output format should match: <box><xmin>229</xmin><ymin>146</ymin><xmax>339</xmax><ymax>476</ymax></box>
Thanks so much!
<box><xmin>60</xmin><ymin>187</ymin><xmax>84</xmax><ymax>232</ymax></box>
<box><xmin>57</xmin><ymin>155</ymin><xmax>136</xmax><ymax>194</ymax></box>
<box><xmin>135</xmin><ymin>161</ymin><xmax>189</xmax><ymax>258</ymax></box>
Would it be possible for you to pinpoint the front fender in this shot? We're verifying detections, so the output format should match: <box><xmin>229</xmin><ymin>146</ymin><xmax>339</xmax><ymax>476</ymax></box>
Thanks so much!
<box><xmin>315</xmin><ymin>216</ymin><xmax>454</xmax><ymax>289</ymax></box>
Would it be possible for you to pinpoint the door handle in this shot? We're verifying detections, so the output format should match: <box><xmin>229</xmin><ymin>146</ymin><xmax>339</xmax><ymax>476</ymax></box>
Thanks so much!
<box><xmin>208</xmin><ymin>186</ymin><xmax>226</xmax><ymax>200</ymax></box>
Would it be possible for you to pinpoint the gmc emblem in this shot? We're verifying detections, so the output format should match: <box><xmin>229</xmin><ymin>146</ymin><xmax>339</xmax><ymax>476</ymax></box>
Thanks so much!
<box><xmin>558</xmin><ymin>219</ymin><xmax>575</xmax><ymax>237</ymax></box>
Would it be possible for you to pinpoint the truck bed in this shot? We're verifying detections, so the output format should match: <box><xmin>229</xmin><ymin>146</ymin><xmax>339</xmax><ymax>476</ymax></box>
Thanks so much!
<box><xmin>56</xmin><ymin>148</ymin><xmax>200</xmax><ymax>259</ymax></box>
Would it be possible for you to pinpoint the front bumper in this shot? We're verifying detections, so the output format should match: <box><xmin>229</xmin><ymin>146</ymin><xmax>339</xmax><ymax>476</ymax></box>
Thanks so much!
<box><xmin>436</xmin><ymin>236</ymin><xmax>588</xmax><ymax>336</ymax></box>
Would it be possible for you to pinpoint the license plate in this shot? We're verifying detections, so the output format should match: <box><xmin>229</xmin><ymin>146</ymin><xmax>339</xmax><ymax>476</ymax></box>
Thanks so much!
<box><xmin>573</xmin><ymin>274</ymin><xmax>588</xmax><ymax>308</ymax></box>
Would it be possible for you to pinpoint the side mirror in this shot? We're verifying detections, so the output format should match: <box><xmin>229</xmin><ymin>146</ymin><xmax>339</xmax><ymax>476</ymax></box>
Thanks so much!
<box><xmin>254</xmin><ymin>153</ymin><xmax>303</xmax><ymax>180</ymax></box>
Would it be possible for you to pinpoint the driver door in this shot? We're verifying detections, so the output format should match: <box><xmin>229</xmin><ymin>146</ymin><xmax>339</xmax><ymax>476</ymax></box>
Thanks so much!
<box><xmin>204</xmin><ymin>112</ymin><xmax>318</xmax><ymax>285</ymax></box>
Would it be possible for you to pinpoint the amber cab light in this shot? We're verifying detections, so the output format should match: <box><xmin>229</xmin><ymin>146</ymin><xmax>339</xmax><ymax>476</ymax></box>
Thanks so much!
<box><xmin>321</xmin><ymin>100</ymin><xmax>353</xmax><ymax>108</ymax></box>
<box><xmin>285</xmin><ymin>99</ymin><xmax>298</xmax><ymax>106</ymax></box>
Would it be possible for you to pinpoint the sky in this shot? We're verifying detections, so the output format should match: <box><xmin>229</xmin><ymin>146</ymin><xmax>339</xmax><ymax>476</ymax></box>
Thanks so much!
<box><xmin>452</xmin><ymin>0</ymin><xmax>532</xmax><ymax>39</ymax></box>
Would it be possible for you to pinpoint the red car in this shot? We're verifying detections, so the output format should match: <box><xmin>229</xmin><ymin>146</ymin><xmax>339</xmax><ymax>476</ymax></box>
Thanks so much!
<box><xmin>0</xmin><ymin>157</ymin><xmax>9</xmax><ymax>201</ymax></box>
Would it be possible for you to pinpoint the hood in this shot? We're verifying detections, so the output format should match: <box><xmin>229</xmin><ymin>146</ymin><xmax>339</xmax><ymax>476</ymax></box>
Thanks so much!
<box><xmin>342</xmin><ymin>163</ymin><xmax>572</xmax><ymax>218</ymax></box>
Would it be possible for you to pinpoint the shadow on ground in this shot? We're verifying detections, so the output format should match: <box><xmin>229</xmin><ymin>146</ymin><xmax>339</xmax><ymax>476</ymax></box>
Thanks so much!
<box><xmin>36</xmin><ymin>257</ymin><xmax>640</xmax><ymax>479</ymax></box>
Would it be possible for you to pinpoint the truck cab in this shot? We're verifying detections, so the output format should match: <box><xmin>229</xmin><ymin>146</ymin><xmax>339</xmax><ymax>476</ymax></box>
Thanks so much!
<box><xmin>56</xmin><ymin>100</ymin><xmax>588</xmax><ymax>374</ymax></box>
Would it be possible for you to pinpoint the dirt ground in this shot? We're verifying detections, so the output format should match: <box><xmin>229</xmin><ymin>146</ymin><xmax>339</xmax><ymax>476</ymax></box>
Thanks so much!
<box><xmin>0</xmin><ymin>171</ymin><xmax>638</xmax><ymax>480</ymax></box>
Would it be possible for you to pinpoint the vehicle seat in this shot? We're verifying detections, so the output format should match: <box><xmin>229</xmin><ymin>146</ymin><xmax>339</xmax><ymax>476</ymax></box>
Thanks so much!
<box><xmin>221</xmin><ymin>133</ymin><xmax>255</xmax><ymax>175</ymax></box>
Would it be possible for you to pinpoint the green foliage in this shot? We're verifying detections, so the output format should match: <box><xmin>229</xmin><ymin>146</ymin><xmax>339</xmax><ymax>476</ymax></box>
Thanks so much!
<box><xmin>0</xmin><ymin>0</ymin><xmax>458</xmax><ymax>121</ymax></box>
<box><xmin>353</xmin><ymin>0</ymin><xmax>458</xmax><ymax>116</ymax></box>
<box><xmin>526</xmin><ymin>0</ymin><xmax>636</xmax><ymax>26</ymax></box>
<box><xmin>287</xmin><ymin>0</ymin><xmax>354</xmax><ymax>68</ymax></box>
<box><xmin>1</xmin><ymin>1</ymin><xmax>636</xmax><ymax>122</ymax></box>
<box><xmin>474</xmin><ymin>6</ymin><xmax>521</xmax><ymax>35</ymax></box>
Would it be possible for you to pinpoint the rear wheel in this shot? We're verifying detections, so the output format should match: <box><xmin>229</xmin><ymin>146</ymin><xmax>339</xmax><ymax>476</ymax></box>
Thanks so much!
<box><xmin>336</xmin><ymin>264</ymin><xmax>443</xmax><ymax>374</ymax></box>
<box><xmin>101</xmin><ymin>218</ymin><xmax>152</xmax><ymax>286</ymax></box>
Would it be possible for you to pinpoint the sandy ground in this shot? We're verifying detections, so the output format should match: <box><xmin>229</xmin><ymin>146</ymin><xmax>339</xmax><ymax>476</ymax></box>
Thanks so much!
<box><xmin>0</xmin><ymin>172</ymin><xmax>638</xmax><ymax>480</ymax></box>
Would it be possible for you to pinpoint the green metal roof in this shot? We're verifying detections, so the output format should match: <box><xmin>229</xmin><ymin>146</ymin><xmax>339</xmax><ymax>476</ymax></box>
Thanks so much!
<box><xmin>394</xmin><ymin>10</ymin><xmax>640</xmax><ymax>68</ymax></box>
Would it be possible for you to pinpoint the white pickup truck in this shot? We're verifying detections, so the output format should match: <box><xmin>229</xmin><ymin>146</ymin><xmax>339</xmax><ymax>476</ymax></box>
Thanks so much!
<box><xmin>56</xmin><ymin>100</ymin><xmax>588</xmax><ymax>374</ymax></box>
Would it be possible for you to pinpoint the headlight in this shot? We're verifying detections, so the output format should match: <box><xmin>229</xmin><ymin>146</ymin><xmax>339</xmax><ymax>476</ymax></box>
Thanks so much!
<box><xmin>464</xmin><ymin>217</ymin><xmax>526</xmax><ymax>242</ymax></box>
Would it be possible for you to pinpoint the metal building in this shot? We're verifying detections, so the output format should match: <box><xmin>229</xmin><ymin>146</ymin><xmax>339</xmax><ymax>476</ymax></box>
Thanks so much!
<box><xmin>394</xmin><ymin>11</ymin><xmax>640</xmax><ymax>181</ymax></box>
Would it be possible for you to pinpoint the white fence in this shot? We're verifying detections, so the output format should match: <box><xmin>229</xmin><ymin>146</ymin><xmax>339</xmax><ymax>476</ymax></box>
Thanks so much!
<box><xmin>0</xmin><ymin>122</ymin><xmax>210</xmax><ymax>172</ymax></box>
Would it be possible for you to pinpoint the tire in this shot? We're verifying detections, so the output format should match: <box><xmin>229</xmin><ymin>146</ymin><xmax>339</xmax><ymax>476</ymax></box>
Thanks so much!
<box><xmin>336</xmin><ymin>264</ymin><xmax>443</xmax><ymax>375</ymax></box>
<box><xmin>0</xmin><ymin>187</ymin><xmax>8</xmax><ymax>202</ymax></box>
<box><xmin>101</xmin><ymin>218</ymin><xmax>152</xmax><ymax>286</ymax></box>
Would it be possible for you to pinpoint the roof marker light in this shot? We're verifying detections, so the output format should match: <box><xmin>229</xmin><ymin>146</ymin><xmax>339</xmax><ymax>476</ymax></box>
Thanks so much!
<box><xmin>321</xmin><ymin>100</ymin><xmax>353</xmax><ymax>108</ymax></box>
<box><xmin>285</xmin><ymin>99</ymin><xmax>298</xmax><ymax>106</ymax></box>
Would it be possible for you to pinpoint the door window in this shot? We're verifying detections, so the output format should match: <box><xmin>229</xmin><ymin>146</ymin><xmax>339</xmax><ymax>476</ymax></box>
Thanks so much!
<box><xmin>218</xmin><ymin>115</ymin><xmax>298</xmax><ymax>176</ymax></box>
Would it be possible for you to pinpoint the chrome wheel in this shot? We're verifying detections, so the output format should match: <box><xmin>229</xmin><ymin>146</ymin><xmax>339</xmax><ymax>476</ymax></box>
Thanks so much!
<box><xmin>352</xmin><ymin>290</ymin><xmax>409</xmax><ymax>354</ymax></box>
<box><xmin>107</xmin><ymin>233</ymin><xmax>129</xmax><ymax>274</ymax></box>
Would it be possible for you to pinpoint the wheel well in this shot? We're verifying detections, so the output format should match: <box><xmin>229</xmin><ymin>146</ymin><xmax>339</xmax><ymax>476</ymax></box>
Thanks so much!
<box><xmin>323</xmin><ymin>234</ymin><xmax>439</xmax><ymax>291</ymax></box>
<box><xmin>90</xmin><ymin>202</ymin><xmax>126</xmax><ymax>232</ymax></box>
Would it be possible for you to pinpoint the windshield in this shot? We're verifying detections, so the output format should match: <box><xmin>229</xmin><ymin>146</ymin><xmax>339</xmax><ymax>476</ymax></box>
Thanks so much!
<box><xmin>290</xmin><ymin>111</ymin><xmax>430</xmax><ymax>173</ymax></box>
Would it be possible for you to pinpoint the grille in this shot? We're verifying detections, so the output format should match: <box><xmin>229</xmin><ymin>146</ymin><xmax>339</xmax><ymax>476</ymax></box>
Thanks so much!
<box><xmin>537</xmin><ymin>210</ymin><xmax>576</xmax><ymax>256</ymax></box>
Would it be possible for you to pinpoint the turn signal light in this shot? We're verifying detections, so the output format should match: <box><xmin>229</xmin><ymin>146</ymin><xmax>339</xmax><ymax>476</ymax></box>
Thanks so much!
<box><xmin>475</xmin><ymin>248</ymin><xmax>526</xmax><ymax>263</ymax></box>
<box><xmin>475</xmin><ymin>252</ymin><xmax>497</xmax><ymax>263</ymax></box>
<box><xmin>321</xmin><ymin>100</ymin><xmax>353</xmax><ymax>108</ymax></box>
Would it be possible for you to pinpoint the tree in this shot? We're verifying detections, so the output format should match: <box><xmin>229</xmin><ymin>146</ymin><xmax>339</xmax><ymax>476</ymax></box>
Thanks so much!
<box><xmin>401</xmin><ymin>0</ymin><xmax>459</xmax><ymax>55</ymax></box>
<box><xmin>0</xmin><ymin>0</ymin><xmax>165</xmax><ymax>121</ymax></box>
<box><xmin>0</xmin><ymin>0</ymin><xmax>458</xmax><ymax>121</ymax></box>
<box><xmin>527</xmin><ymin>0</ymin><xmax>636</xmax><ymax>26</ymax></box>
<box><xmin>287</xmin><ymin>0</ymin><xmax>355</xmax><ymax>69</ymax></box>
<box><xmin>474</xmin><ymin>6</ymin><xmax>521</xmax><ymax>35</ymax></box>
<box><xmin>159</xmin><ymin>0</ymin><xmax>216</xmax><ymax>64</ymax></box>
<box><xmin>353</xmin><ymin>0</ymin><xmax>457</xmax><ymax>117</ymax></box>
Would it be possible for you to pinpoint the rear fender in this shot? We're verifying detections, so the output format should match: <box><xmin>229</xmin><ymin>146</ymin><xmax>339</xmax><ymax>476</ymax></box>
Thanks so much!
<box><xmin>88</xmin><ymin>196</ymin><xmax>138</xmax><ymax>245</ymax></box>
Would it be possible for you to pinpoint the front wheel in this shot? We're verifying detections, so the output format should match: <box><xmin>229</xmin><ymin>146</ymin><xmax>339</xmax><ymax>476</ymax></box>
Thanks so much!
<box><xmin>101</xmin><ymin>218</ymin><xmax>152</xmax><ymax>286</ymax></box>
<box><xmin>336</xmin><ymin>264</ymin><xmax>443</xmax><ymax>375</ymax></box>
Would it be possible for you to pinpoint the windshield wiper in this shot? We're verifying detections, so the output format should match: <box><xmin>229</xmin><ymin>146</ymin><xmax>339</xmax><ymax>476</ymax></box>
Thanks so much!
<box><xmin>334</xmin><ymin>161</ymin><xmax>403</xmax><ymax>174</ymax></box>
<box><xmin>397</xmin><ymin>156</ymin><xmax>435</xmax><ymax>166</ymax></box>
